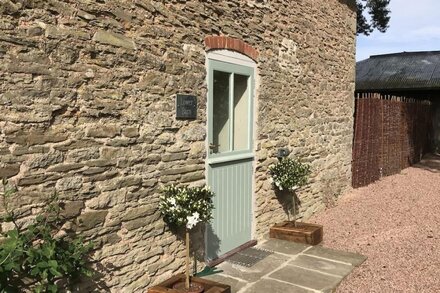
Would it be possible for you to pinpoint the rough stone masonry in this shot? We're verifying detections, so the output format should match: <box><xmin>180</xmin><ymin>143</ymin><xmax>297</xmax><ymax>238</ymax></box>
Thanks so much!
<box><xmin>0</xmin><ymin>0</ymin><xmax>356</xmax><ymax>291</ymax></box>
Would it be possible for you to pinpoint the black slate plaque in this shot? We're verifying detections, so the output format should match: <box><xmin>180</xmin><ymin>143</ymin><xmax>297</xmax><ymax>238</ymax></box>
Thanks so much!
<box><xmin>176</xmin><ymin>94</ymin><xmax>197</xmax><ymax>119</ymax></box>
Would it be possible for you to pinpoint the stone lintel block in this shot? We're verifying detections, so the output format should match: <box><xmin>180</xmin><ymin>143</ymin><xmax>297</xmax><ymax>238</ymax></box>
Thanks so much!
<box><xmin>93</xmin><ymin>30</ymin><xmax>136</xmax><ymax>50</ymax></box>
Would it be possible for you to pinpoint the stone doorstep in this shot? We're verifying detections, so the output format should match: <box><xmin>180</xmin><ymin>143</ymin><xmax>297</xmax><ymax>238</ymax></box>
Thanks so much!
<box><xmin>205</xmin><ymin>239</ymin><xmax>366</xmax><ymax>293</ymax></box>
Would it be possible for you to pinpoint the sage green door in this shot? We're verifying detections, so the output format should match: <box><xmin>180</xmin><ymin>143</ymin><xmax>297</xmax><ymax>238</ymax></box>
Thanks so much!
<box><xmin>206</xmin><ymin>59</ymin><xmax>254</xmax><ymax>261</ymax></box>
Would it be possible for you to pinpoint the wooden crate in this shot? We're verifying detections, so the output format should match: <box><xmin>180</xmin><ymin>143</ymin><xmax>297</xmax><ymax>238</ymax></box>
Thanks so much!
<box><xmin>148</xmin><ymin>274</ymin><xmax>231</xmax><ymax>293</ymax></box>
<box><xmin>269</xmin><ymin>221</ymin><xmax>323</xmax><ymax>245</ymax></box>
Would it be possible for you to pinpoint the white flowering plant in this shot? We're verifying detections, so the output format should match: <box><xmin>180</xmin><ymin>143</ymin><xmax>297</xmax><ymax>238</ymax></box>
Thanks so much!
<box><xmin>269</xmin><ymin>157</ymin><xmax>311</xmax><ymax>191</ymax></box>
<box><xmin>159</xmin><ymin>185</ymin><xmax>215</xmax><ymax>289</ymax></box>
<box><xmin>159</xmin><ymin>185</ymin><xmax>215</xmax><ymax>230</ymax></box>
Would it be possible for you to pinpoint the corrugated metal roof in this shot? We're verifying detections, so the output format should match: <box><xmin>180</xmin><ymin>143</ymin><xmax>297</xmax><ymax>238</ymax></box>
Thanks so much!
<box><xmin>356</xmin><ymin>51</ymin><xmax>440</xmax><ymax>91</ymax></box>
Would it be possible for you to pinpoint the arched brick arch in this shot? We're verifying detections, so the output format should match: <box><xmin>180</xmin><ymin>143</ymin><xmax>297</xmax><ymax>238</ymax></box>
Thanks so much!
<box><xmin>204</xmin><ymin>36</ymin><xmax>259</xmax><ymax>61</ymax></box>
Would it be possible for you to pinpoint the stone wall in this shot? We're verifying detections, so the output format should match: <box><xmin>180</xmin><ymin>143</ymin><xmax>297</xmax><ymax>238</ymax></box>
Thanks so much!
<box><xmin>0</xmin><ymin>0</ymin><xmax>356</xmax><ymax>291</ymax></box>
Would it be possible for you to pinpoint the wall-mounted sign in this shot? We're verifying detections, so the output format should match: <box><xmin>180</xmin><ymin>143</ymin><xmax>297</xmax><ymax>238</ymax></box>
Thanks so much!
<box><xmin>176</xmin><ymin>94</ymin><xmax>197</xmax><ymax>119</ymax></box>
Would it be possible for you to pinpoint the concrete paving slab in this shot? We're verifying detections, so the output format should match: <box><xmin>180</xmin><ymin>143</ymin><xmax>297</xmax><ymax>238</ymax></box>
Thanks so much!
<box><xmin>290</xmin><ymin>254</ymin><xmax>354</xmax><ymax>277</ymax></box>
<box><xmin>242</xmin><ymin>278</ymin><xmax>314</xmax><ymax>293</ymax></box>
<box><xmin>205</xmin><ymin>240</ymin><xmax>365</xmax><ymax>292</ymax></box>
<box><xmin>258</xmin><ymin>239</ymin><xmax>309</xmax><ymax>255</ymax></box>
<box><xmin>204</xmin><ymin>274</ymin><xmax>247</xmax><ymax>292</ymax></box>
<box><xmin>269</xmin><ymin>265</ymin><xmax>341</xmax><ymax>292</ymax></box>
<box><xmin>303</xmin><ymin>246</ymin><xmax>366</xmax><ymax>267</ymax></box>
<box><xmin>216</xmin><ymin>254</ymin><xmax>287</xmax><ymax>283</ymax></box>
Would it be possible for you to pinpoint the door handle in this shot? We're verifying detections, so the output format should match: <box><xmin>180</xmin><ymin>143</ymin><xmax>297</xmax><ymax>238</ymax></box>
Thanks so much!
<box><xmin>209</xmin><ymin>143</ymin><xmax>219</xmax><ymax>149</ymax></box>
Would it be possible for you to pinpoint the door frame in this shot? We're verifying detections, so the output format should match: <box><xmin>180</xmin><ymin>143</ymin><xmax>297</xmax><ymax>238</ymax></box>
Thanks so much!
<box><xmin>204</xmin><ymin>49</ymin><xmax>258</xmax><ymax>262</ymax></box>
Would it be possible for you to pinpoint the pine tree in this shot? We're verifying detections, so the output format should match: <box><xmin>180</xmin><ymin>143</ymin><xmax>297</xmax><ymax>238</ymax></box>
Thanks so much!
<box><xmin>357</xmin><ymin>0</ymin><xmax>391</xmax><ymax>36</ymax></box>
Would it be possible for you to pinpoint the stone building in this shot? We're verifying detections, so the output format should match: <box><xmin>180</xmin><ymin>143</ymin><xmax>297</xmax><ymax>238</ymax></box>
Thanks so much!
<box><xmin>0</xmin><ymin>0</ymin><xmax>356</xmax><ymax>291</ymax></box>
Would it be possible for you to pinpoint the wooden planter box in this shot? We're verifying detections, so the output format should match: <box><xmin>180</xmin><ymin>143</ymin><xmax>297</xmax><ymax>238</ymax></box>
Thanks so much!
<box><xmin>270</xmin><ymin>221</ymin><xmax>323</xmax><ymax>245</ymax></box>
<box><xmin>148</xmin><ymin>274</ymin><xmax>231</xmax><ymax>293</ymax></box>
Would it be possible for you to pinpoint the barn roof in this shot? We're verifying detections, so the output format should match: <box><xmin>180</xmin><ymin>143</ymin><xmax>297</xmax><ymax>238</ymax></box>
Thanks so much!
<box><xmin>356</xmin><ymin>51</ymin><xmax>440</xmax><ymax>91</ymax></box>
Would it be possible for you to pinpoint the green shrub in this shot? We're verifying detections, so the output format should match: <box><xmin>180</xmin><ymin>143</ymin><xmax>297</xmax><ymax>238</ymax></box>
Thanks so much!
<box><xmin>0</xmin><ymin>179</ymin><xmax>94</xmax><ymax>292</ymax></box>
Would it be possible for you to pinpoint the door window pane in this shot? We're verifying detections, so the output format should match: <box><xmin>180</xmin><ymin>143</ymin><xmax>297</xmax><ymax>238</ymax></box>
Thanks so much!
<box><xmin>233</xmin><ymin>74</ymin><xmax>249</xmax><ymax>151</ymax></box>
<box><xmin>213</xmin><ymin>71</ymin><xmax>230</xmax><ymax>153</ymax></box>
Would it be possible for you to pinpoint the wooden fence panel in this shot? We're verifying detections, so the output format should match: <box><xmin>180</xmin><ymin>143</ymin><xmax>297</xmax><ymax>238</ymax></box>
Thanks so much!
<box><xmin>352</xmin><ymin>93</ymin><xmax>432</xmax><ymax>188</ymax></box>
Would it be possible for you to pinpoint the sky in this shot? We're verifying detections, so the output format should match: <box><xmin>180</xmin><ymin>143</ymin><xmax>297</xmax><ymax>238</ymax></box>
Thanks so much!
<box><xmin>356</xmin><ymin>0</ymin><xmax>440</xmax><ymax>61</ymax></box>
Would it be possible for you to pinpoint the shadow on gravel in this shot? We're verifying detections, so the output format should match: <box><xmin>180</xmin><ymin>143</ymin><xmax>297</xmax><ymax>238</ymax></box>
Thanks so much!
<box><xmin>413</xmin><ymin>153</ymin><xmax>440</xmax><ymax>173</ymax></box>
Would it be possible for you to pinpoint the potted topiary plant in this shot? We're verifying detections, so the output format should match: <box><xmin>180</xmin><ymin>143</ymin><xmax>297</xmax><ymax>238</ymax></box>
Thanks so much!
<box><xmin>148</xmin><ymin>185</ymin><xmax>230</xmax><ymax>293</ymax></box>
<box><xmin>268</xmin><ymin>157</ymin><xmax>323</xmax><ymax>245</ymax></box>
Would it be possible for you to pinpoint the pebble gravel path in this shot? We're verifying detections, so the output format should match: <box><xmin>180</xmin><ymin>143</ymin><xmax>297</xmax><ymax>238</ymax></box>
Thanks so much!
<box><xmin>310</xmin><ymin>154</ymin><xmax>440</xmax><ymax>293</ymax></box>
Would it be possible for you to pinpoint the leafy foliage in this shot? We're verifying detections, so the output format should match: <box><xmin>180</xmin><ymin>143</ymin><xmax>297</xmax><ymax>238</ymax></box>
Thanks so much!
<box><xmin>159</xmin><ymin>185</ymin><xmax>215</xmax><ymax>230</ymax></box>
<box><xmin>0</xmin><ymin>179</ymin><xmax>94</xmax><ymax>292</ymax></box>
<box><xmin>269</xmin><ymin>157</ymin><xmax>311</xmax><ymax>191</ymax></box>
<box><xmin>357</xmin><ymin>0</ymin><xmax>391</xmax><ymax>36</ymax></box>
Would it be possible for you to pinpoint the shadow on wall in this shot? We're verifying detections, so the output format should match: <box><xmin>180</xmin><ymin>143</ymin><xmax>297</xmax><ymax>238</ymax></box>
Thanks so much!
<box><xmin>169</xmin><ymin>224</ymin><xmax>220</xmax><ymax>275</ymax></box>
<box><xmin>205</xmin><ymin>224</ymin><xmax>221</xmax><ymax>265</ymax></box>
<box><xmin>275</xmin><ymin>189</ymin><xmax>300</xmax><ymax>222</ymax></box>
<box><xmin>77</xmin><ymin>264</ymin><xmax>111</xmax><ymax>292</ymax></box>
<box><xmin>413</xmin><ymin>153</ymin><xmax>440</xmax><ymax>173</ymax></box>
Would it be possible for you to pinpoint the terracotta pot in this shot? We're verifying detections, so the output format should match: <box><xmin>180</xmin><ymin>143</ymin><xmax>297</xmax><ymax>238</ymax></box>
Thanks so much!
<box><xmin>172</xmin><ymin>281</ymin><xmax>204</xmax><ymax>293</ymax></box>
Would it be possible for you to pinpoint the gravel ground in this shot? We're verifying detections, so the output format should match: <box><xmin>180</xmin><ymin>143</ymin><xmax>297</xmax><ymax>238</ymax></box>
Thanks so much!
<box><xmin>310</xmin><ymin>154</ymin><xmax>440</xmax><ymax>293</ymax></box>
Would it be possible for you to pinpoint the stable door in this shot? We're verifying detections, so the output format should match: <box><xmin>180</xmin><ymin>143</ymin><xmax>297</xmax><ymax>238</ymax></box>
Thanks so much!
<box><xmin>206</xmin><ymin>58</ymin><xmax>255</xmax><ymax>261</ymax></box>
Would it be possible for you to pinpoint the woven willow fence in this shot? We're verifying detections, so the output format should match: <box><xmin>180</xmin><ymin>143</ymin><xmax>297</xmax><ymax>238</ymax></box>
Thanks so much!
<box><xmin>352</xmin><ymin>93</ymin><xmax>432</xmax><ymax>188</ymax></box>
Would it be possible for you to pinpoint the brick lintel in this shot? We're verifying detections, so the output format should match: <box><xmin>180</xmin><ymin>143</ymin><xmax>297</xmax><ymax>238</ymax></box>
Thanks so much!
<box><xmin>204</xmin><ymin>36</ymin><xmax>259</xmax><ymax>61</ymax></box>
